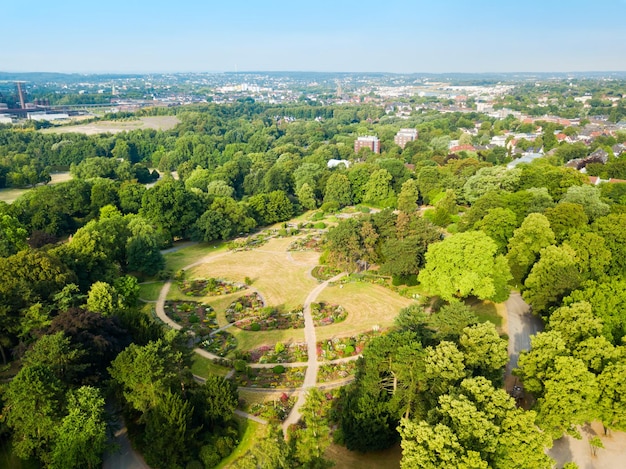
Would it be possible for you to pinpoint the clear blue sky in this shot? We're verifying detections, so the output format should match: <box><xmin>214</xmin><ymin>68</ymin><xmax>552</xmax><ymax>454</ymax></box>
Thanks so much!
<box><xmin>3</xmin><ymin>0</ymin><xmax>626</xmax><ymax>73</ymax></box>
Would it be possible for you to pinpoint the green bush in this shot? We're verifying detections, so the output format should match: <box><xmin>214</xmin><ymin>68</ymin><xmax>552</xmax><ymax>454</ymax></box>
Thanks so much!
<box><xmin>314</xmin><ymin>222</ymin><xmax>326</xmax><ymax>229</ymax></box>
<box><xmin>244</xmin><ymin>276</ymin><xmax>252</xmax><ymax>285</ymax></box>
<box><xmin>199</xmin><ymin>445</ymin><xmax>221</xmax><ymax>469</ymax></box>
<box><xmin>234</xmin><ymin>359</ymin><xmax>247</xmax><ymax>373</ymax></box>
<box><xmin>392</xmin><ymin>274</ymin><xmax>418</xmax><ymax>286</ymax></box>
<box><xmin>344</xmin><ymin>345</ymin><xmax>355</xmax><ymax>355</ymax></box>
<box><xmin>311</xmin><ymin>211</ymin><xmax>325</xmax><ymax>221</ymax></box>
<box><xmin>273</xmin><ymin>365</ymin><xmax>285</xmax><ymax>374</ymax></box>
<box><xmin>250</xmin><ymin>323</ymin><xmax>261</xmax><ymax>331</ymax></box>
<box><xmin>320</xmin><ymin>201</ymin><xmax>340</xmax><ymax>213</ymax></box>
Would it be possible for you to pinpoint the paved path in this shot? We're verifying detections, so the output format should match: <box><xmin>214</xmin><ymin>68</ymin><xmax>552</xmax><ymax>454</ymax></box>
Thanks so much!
<box><xmin>504</xmin><ymin>291</ymin><xmax>544</xmax><ymax>378</ymax></box>
<box><xmin>282</xmin><ymin>272</ymin><xmax>346</xmax><ymax>432</ymax></box>
<box><xmin>102</xmin><ymin>423</ymin><xmax>149</xmax><ymax>469</ymax></box>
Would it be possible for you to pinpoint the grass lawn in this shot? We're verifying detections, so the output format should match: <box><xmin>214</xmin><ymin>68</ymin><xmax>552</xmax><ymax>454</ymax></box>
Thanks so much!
<box><xmin>189</xmin><ymin>237</ymin><xmax>319</xmax><ymax>309</ymax></box>
<box><xmin>325</xmin><ymin>442</ymin><xmax>402</xmax><ymax>469</ymax></box>
<box><xmin>190</xmin><ymin>354</ymin><xmax>231</xmax><ymax>379</ymax></box>
<box><xmin>464</xmin><ymin>297</ymin><xmax>503</xmax><ymax>328</ymax></box>
<box><xmin>238</xmin><ymin>389</ymin><xmax>292</xmax><ymax>407</ymax></box>
<box><xmin>0</xmin><ymin>172</ymin><xmax>72</xmax><ymax>204</ymax></box>
<box><xmin>315</xmin><ymin>282</ymin><xmax>415</xmax><ymax>341</ymax></box>
<box><xmin>218</xmin><ymin>416</ymin><xmax>264</xmax><ymax>469</ymax></box>
<box><xmin>164</xmin><ymin>242</ymin><xmax>228</xmax><ymax>272</ymax></box>
<box><xmin>229</xmin><ymin>327</ymin><xmax>305</xmax><ymax>354</ymax></box>
<box><xmin>138</xmin><ymin>282</ymin><xmax>164</xmax><ymax>302</ymax></box>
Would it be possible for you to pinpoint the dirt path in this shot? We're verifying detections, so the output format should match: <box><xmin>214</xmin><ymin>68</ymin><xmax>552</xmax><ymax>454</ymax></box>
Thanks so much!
<box><xmin>282</xmin><ymin>273</ymin><xmax>346</xmax><ymax>432</ymax></box>
<box><xmin>504</xmin><ymin>291</ymin><xmax>544</xmax><ymax>381</ymax></box>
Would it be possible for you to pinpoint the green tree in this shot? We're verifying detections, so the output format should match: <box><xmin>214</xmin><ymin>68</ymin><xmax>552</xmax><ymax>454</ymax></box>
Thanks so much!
<box><xmin>51</xmin><ymin>386</ymin><xmax>107</xmax><ymax>469</ymax></box>
<box><xmin>475</xmin><ymin>208</ymin><xmax>518</xmax><ymax>254</ymax></box>
<box><xmin>324</xmin><ymin>173</ymin><xmax>352</xmax><ymax>207</ymax></box>
<box><xmin>544</xmin><ymin>202</ymin><xmax>588</xmax><ymax>243</ymax></box>
<box><xmin>523</xmin><ymin>245</ymin><xmax>581</xmax><ymax>314</ymax></box>
<box><xmin>397</xmin><ymin>179</ymin><xmax>420</xmax><ymax>214</ymax></box>
<box><xmin>3</xmin><ymin>364</ymin><xmax>65</xmax><ymax>463</ymax></box>
<box><xmin>86</xmin><ymin>281</ymin><xmax>118</xmax><ymax>316</ymax></box>
<box><xmin>459</xmin><ymin>322</ymin><xmax>508</xmax><ymax>382</ymax></box>
<box><xmin>363</xmin><ymin>169</ymin><xmax>395</xmax><ymax>207</ymax></box>
<box><xmin>296</xmin><ymin>182</ymin><xmax>317</xmax><ymax>210</ymax></box>
<box><xmin>0</xmin><ymin>213</ymin><xmax>28</xmax><ymax>257</ymax></box>
<box><xmin>418</xmin><ymin>231</ymin><xmax>511</xmax><ymax>302</ymax></box>
<box><xmin>561</xmin><ymin>185</ymin><xmax>610</xmax><ymax>222</ymax></box>
<box><xmin>506</xmin><ymin>213</ymin><xmax>555</xmax><ymax>285</ymax></box>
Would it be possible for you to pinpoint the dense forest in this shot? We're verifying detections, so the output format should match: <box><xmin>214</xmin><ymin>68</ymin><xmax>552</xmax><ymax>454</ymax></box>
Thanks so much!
<box><xmin>1</xmin><ymin>98</ymin><xmax>626</xmax><ymax>468</ymax></box>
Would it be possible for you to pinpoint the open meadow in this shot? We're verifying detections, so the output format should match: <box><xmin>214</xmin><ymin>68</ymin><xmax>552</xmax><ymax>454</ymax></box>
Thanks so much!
<box><xmin>39</xmin><ymin>115</ymin><xmax>180</xmax><ymax>135</ymax></box>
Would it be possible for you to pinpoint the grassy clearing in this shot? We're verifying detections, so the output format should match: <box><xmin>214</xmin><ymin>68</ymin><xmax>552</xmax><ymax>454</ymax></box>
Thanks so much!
<box><xmin>238</xmin><ymin>389</ymin><xmax>292</xmax><ymax>406</ymax></box>
<box><xmin>40</xmin><ymin>116</ymin><xmax>180</xmax><ymax>135</ymax></box>
<box><xmin>0</xmin><ymin>172</ymin><xmax>72</xmax><ymax>204</ymax></box>
<box><xmin>164</xmin><ymin>242</ymin><xmax>228</xmax><ymax>272</ymax></box>
<box><xmin>325</xmin><ymin>442</ymin><xmax>402</xmax><ymax>469</ymax></box>
<box><xmin>190</xmin><ymin>354</ymin><xmax>230</xmax><ymax>378</ymax></box>
<box><xmin>189</xmin><ymin>237</ymin><xmax>319</xmax><ymax>309</ymax></box>
<box><xmin>315</xmin><ymin>282</ymin><xmax>415</xmax><ymax>341</ymax></box>
<box><xmin>138</xmin><ymin>282</ymin><xmax>164</xmax><ymax>302</ymax></box>
<box><xmin>229</xmin><ymin>327</ymin><xmax>305</xmax><ymax>353</ymax></box>
<box><xmin>464</xmin><ymin>298</ymin><xmax>503</xmax><ymax>328</ymax></box>
<box><xmin>217</xmin><ymin>416</ymin><xmax>263</xmax><ymax>469</ymax></box>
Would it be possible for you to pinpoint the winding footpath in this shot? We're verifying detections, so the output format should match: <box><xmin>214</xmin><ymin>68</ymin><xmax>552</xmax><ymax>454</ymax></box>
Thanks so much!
<box><xmin>282</xmin><ymin>272</ymin><xmax>346</xmax><ymax>432</ymax></box>
<box><xmin>153</xmin><ymin>242</ymin><xmax>351</xmax><ymax>432</ymax></box>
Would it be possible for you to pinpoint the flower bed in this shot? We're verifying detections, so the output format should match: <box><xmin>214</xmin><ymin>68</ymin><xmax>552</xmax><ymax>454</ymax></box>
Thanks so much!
<box><xmin>288</xmin><ymin>235</ymin><xmax>323</xmax><ymax>252</ymax></box>
<box><xmin>311</xmin><ymin>302</ymin><xmax>347</xmax><ymax>326</ymax></box>
<box><xmin>243</xmin><ymin>342</ymin><xmax>308</xmax><ymax>364</ymax></box>
<box><xmin>228</xmin><ymin>232</ymin><xmax>273</xmax><ymax>251</ymax></box>
<box><xmin>226</xmin><ymin>294</ymin><xmax>304</xmax><ymax>330</ymax></box>
<box><xmin>232</xmin><ymin>366</ymin><xmax>306</xmax><ymax>389</ymax></box>
<box><xmin>311</xmin><ymin>265</ymin><xmax>342</xmax><ymax>281</ymax></box>
<box><xmin>241</xmin><ymin>393</ymin><xmax>297</xmax><ymax>422</ymax></box>
<box><xmin>178</xmin><ymin>277</ymin><xmax>246</xmax><ymax>297</ymax></box>
<box><xmin>317</xmin><ymin>361</ymin><xmax>358</xmax><ymax>383</ymax></box>
<box><xmin>200</xmin><ymin>331</ymin><xmax>237</xmax><ymax>357</ymax></box>
<box><xmin>164</xmin><ymin>300</ymin><xmax>218</xmax><ymax>336</ymax></box>
<box><xmin>316</xmin><ymin>331</ymin><xmax>379</xmax><ymax>360</ymax></box>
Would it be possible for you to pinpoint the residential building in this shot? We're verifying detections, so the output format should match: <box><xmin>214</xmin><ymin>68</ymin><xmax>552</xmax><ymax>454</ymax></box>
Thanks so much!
<box><xmin>394</xmin><ymin>128</ymin><xmax>418</xmax><ymax>149</ymax></box>
<box><xmin>354</xmin><ymin>136</ymin><xmax>380</xmax><ymax>154</ymax></box>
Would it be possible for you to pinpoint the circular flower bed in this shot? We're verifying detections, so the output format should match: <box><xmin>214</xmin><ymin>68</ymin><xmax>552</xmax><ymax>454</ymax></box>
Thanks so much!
<box><xmin>164</xmin><ymin>300</ymin><xmax>218</xmax><ymax>336</ymax></box>
<box><xmin>311</xmin><ymin>302</ymin><xmax>347</xmax><ymax>326</ymax></box>
<box><xmin>232</xmin><ymin>366</ymin><xmax>306</xmax><ymax>389</ymax></box>
<box><xmin>226</xmin><ymin>294</ymin><xmax>304</xmax><ymax>330</ymax></box>
<box><xmin>200</xmin><ymin>331</ymin><xmax>237</xmax><ymax>357</ymax></box>
<box><xmin>179</xmin><ymin>277</ymin><xmax>247</xmax><ymax>297</ymax></box>
<box><xmin>317</xmin><ymin>331</ymin><xmax>379</xmax><ymax>360</ymax></box>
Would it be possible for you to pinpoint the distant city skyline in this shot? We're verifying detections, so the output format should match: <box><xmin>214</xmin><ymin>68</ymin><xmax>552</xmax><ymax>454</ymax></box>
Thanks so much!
<box><xmin>3</xmin><ymin>0</ymin><xmax>626</xmax><ymax>74</ymax></box>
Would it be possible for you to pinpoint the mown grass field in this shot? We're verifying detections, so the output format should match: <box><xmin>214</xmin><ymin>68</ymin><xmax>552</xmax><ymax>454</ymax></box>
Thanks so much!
<box><xmin>0</xmin><ymin>171</ymin><xmax>72</xmax><ymax>204</ymax></box>
<box><xmin>138</xmin><ymin>281</ymin><xmax>164</xmax><ymax>302</ymax></box>
<box><xmin>39</xmin><ymin>116</ymin><xmax>180</xmax><ymax>135</ymax></box>
<box><xmin>163</xmin><ymin>242</ymin><xmax>229</xmax><ymax>272</ymax></box>
<box><xmin>217</xmin><ymin>416</ymin><xmax>263</xmax><ymax>469</ymax></box>
<box><xmin>189</xmin><ymin>237</ymin><xmax>319</xmax><ymax>309</ymax></box>
<box><xmin>315</xmin><ymin>282</ymin><xmax>415</xmax><ymax>341</ymax></box>
<box><xmin>190</xmin><ymin>354</ymin><xmax>231</xmax><ymax>378</ymax></box>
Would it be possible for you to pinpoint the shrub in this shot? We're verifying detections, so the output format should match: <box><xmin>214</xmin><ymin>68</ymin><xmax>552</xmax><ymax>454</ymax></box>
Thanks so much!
<box><xmin>275</xmin><ymin>342</ymin><xmax>286</xmax><ymax>354</ymax></box>
<box><xmin>392</xmin><ymin>274</ymin><xmax>418</xmax><ymax>286</ymax></box>
<box><xmin>320</xmin><ymin>201</ymin><xmax>340</xmax><ymax>213</ymax></box>
<box><xmin>199</xmin><ymin>445</ymin><xmax>221</xmax><ymax>468</ymax></box>
<box><xmin>344</xmin><ymin>345</ymin><xmax>355</xmax><ymax>355</ymax></box>
<box><xmin>250</xmin><ymin>322</ymin><xmax>261</xmax><ymax>331</ymax></box>
<box><xmin>244</xmin><ymin>276</ymin><xmax>252</xmax><ymax>285</ymax></box>
<box><xmin>273</xmin><ymin>365</ymin><xmax>285</xmax><ymax>374</ymax></box>
<box><xmin>314</xmin><ymin>222</ymin><xmax>326</xmax><ymax>229</ymax></box>
<box><xmin>234</xmin><ymin>359</ymin><xmax>247</xmax><ymax>373</ymax></box>
<box><xmin>311</xmin><ymin>211</ymin><xmax>325</xmax><ymax>221</ymax></box>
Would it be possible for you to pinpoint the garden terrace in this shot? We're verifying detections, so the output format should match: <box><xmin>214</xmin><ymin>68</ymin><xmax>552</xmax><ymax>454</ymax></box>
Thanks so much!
<box><xmin>200</xmin><ymin>331</ymin><xmax>237</xmax><ymax>357</ymax></box>
<box><xmin>317</xmin><ymin>361</ymin><xmax>358</xmax><ymax>383</ymax></box>
<box><xmin>317</xmin><ymin>331</ymin><xmax>380</xmax><ymax>360</ymax></box>
<box><xmin>243</xmin><ymin>342</ymin><xmax>308</xmax><ymax>363</ymax></box>
<box><xmin>232</xmin><ymin>365</ymin><xmax>307</xmax><ymax>389</ymax></box>
<box><xmin>178</xmin><ymin>277</ymin><xmax>247</xmax><ymax>297</ymax></box>
<box><xmin>164</xmin><ymin>300</ymin><xmax>218</xmax><ymax>336</ymax></box>
<box><xmin>288</xmin><ymin>235</ymin><xmax>323</xmax><ymax>252</ymax></box>
<box><xmin>240</xmin><ymin>392</ymin><xmax>297</xmax><ymax>423</ymax></box>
